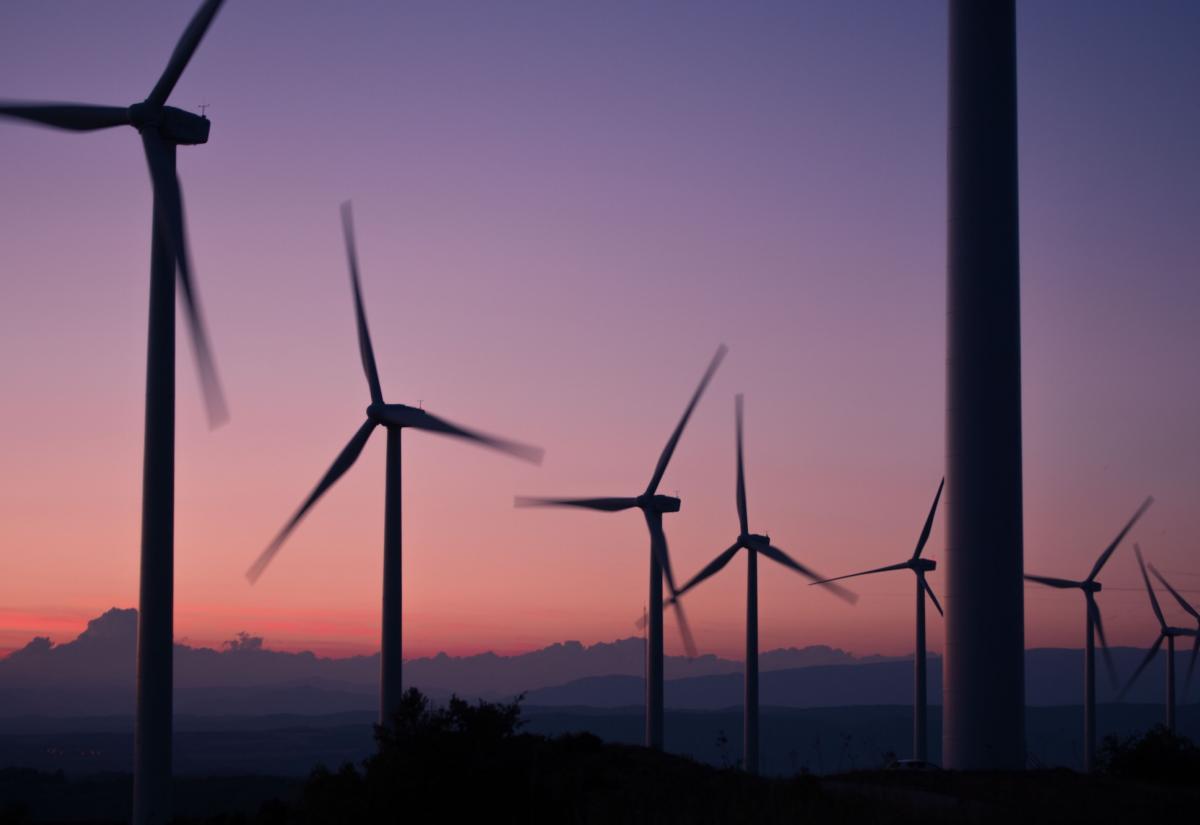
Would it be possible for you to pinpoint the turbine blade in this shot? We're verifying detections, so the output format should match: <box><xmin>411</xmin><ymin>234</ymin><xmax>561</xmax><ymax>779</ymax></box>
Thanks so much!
<box><xmin>670</xmin><ymin>543</ymin><xmax>742</xmax><ymax>601</ymax></box>
<box><xmin>1134</xmin><ymin>544</ymin><xmax>1167</xmax><ymax>629</ymax></box>
<box><xmin>340</xmin><ymin>202</ymin><xmax>383</xmax><ymax>404</ymax></box>
<box><xmin>147</xmin><ymin>0</ymin><xmax>226</xmax><ymax>106</ymax></box>
<box><xmin>0</xmin><ymin>102</ymin><xmax>129</xmax><ymax>132</ymax></box>
<box><xmin>1087</xmin><ymin>496</ymin><xmax>1154</xmax><ymax>582</ymax></box>
<box><xmin>735</xmin><ymin>394</ymin><xmax>748</xmax><ymax>536</ymax></box>
<box><xmin>809</xmin><ymin>561</ymin><xmax>911</xmax><ymax>585</ymax></box>
<box><xmin>1186</xmin><ymin>634</ymin><xmax>1199</xmax><ymax>700</ymax></box>
<box><xmin>912</xmin><ymin>478</ymin><xmax>945</xmax><ymax>559</ymax></box>
<box><xmin>645</xmin><ymin>344</ymin><xmax>727</xmax><ymax>495</ymax></box>
<box><xmin>1023</xmin><ymin>574</ymin><xmax>1083</xmax><ymax>590</ymax></box>
<box><xmin>760</xmin><ymin>542</ymin><xmax>856</xmax><ymax>603</ymax></box>
<box><xmin>514</xmin><ymin>495</ymin><xmax>638</xmax><ymax>512</ymax></box>
<box><xmin>141</xmin><ymin>131</ymin><xmax>228</xmax><ymax>427</ymax></box>
<box><xmin>645</xmin><ymin>512</ymin><xmax>696</xmax><ymax>657</ymax></box>
<box><xmin>670</xmin><ymin>597</ymin><xmax>698</xmax><ymax>660</ymax></box>
<box><xmin>246</xmin><ymin>420</ymin><xmax>377</xmax><ymax>583</ymax></box>
<box><xmin>646</xmin><ymin>512</ymin><xmax>682</xmax><ymax>597</ymax></box>
<box><xmin>1090</xmin><ymin>599</ymin><xmax>1118</xmax><ymax>691</ymax></box>
<box><xmin>1149</xmin><ymin>564</ymin><xmax>1200</xmax><ymax>622</ymax></box>
<box><xmin>1117</xmin><ymin>635</ymin><xmax>1164</xmax><ymax>701</ymax></box>
<box><xmin>923</xmin><ymin>577</ymin><xmax>944</xmax><ymax>617</ymax></box>
<box><xmin>381</xmin><ymin>407</ymin><xmax>543</xmax><ymax>464</ymax></box>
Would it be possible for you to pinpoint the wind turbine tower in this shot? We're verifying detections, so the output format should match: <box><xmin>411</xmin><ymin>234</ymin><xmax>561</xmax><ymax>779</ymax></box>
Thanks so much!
<box><xmin>944</xmin><ymin>0</ymin><xmax>1026</xmax><ymax>770</ymax></box>
<box><xmin>811</xmin><ymin>480</ymin><xmax>945</xmax><ymax>763</ymax></box>
<box><xmin>0</xmin><ymin>3</ymin><xmax>229</xmax><ymax>821</ymax></box>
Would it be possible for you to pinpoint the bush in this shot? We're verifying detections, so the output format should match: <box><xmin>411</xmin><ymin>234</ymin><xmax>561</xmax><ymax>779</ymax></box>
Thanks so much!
<box><xmin>1098</xmin><ymin>725</ymin><xmax>1200</xmax><ymax>784</ymax></box>
<box><xmin>264</xmin><ymin>688</ymin><xmax>865</xmax><ymax>824</ymax></box>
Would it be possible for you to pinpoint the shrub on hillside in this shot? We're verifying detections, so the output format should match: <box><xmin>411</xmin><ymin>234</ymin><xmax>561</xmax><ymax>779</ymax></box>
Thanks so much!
<box><xmin>1098</xmin><ymin>725</ymin><xmax>1200</xmax><ymax>784</ymax></box>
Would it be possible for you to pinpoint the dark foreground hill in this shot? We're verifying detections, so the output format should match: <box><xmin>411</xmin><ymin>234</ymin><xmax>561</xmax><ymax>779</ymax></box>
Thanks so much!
<box><xmin>1</xmin><ymin>692</ymin><xmax>1198</xmax><ymax>825</ymax></box>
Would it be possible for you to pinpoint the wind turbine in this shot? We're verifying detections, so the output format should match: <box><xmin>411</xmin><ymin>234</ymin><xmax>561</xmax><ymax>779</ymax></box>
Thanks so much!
<box><xmin>515</xmin><ymin>345</ymin><xmax>726</xmax><ymax>750</ymax></box>
<box><xmin>1149</xmin><ymin>563</ymin><xmax>1200</xmax><ymax>703</ymax></box>
<box><xmin>666</xmin><ymin>394</ymin><xmax>856</xmax><ymax>774</ymax></box>
<box><xmin>1119</xmin><ymin>544</ymin><xmax>1197</xmax><ymax>732</ymax></box>
<box><xmin>247</xmin><ymin>203</ymin><xmax>544</xmax><ymax>727</ymax></box>
<box><xmin>1022</xmin><ymin>497</ymin><xmax>1153</xmax><ymax>772</ymax></box>
<box><xmin>809</xmin><ymin>479</ymin><xmax>945</xmax><ymax>764</ymax></box>
<box><xmin>1</xmin><ymin>4</ymin><xmax>228</xmax><ymax>823</ymax></box>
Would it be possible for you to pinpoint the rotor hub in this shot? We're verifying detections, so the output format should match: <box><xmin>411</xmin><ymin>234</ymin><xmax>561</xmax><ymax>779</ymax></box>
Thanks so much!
<box><xmin>129</xmin><ymin>102</ymin><xmax>210</xmax><ymax>145</ymax></box>
<box><xmin>638</xmin><ymin>494</ymin><xmax>680</xmax><ymax>513</ymax></box>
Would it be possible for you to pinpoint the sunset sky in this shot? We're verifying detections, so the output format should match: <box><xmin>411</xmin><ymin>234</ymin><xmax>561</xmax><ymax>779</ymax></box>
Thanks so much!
<box><xmin>1</xmin><ymin>1</ymin><xmax>1198</xmax><ymax>662</ymax></box>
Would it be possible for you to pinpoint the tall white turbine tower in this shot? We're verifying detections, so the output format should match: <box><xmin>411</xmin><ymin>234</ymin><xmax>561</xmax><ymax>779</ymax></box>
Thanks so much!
<box><xmin>944</xmin><ymin>0</ymin><xmax>1026</xmax><ymax>770</ymax></box>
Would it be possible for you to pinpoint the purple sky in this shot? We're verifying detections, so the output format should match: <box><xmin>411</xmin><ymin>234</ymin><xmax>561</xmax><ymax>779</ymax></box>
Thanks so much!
<box><xmin>0</xmin><ymin>1</ymin><xmax>1198</xmax><ymax>659</ymax></box>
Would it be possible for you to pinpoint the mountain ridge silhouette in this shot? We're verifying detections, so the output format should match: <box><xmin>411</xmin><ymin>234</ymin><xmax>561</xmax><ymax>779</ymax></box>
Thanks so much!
<box><xmin>2</xmin><ymin>608</ymin><xmax>1191</xmax><ymax>717</ymax></box>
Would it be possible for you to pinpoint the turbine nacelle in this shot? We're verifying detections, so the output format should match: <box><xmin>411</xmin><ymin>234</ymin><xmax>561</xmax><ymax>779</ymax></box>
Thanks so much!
<box><xmin>128</xmin><ymin>102</ymin><xmax>210</xmax><ymax>145</ymax></box>
<box><xmin>1081</xmin><ymin>580</ymin><xmax>1101</xmax><ymax>595</ymax></box>
<box><xmin>911</xmin><ymin>558</ymin><xmax>936</xmax><ymax>574</ymax></box>
<box><xmin>638</xmin><ymin>493</ymin><xmax>680</xmax><ymax>513</ymax></box>
<box><xmin>368</xmin><ymin>402</ymin><xmax>410</xmax><ymax>426</ymax></box>
<box><xmin>741</xmin><ymin>533</ymin><xmax>769</xmax><ymax>547</ymax></box>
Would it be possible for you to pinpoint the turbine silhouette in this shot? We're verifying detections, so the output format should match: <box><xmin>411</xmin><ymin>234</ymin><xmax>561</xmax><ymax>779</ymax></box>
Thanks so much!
<box><xmin>1</xmin><ymin>3</ymin><xmax>228</xmax><ymax>823</ymax></box>
<box><xmin>516</xmin><ymin>345</ymin><xmax>726</xmax><ymax>750</ymax></box>
<box><xmin>810</xmin><ymin>479</ymin><xmax>944</xmax><ymax>764</ymax></box>
<box><xmin>1148</xmin><ymin>563</ymin><xmax>1200</xmax><ymax>702</ymax></box>
<box><xmin>248</xmin><ymin>203</ymin><xmax>543</xmax><ymax>727</ymax></box>
<box><xmin>667</xmin><ymin>394</ymin><xmax>855</xmax><ymax>774</ymax></box>
<box><xmin>1118</xmin><ymin>544</ymin><xmax>1197</xmax><ymax>732</ymax></box>
<box><xmin>1023</xmin><ymin>496</ymin><xmax>1152</xmax><ymax>772</ymax></box>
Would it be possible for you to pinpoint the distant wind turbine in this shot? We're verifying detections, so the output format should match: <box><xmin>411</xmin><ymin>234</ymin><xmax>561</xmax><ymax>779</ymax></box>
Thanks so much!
<box><xmin>1149</xmin><ymin>563</ymin><xmax>1200</xmax><ymax>703</ymax></box>
<box><xmin>516</xmin><ymin>345</ymin><xmax>726</xmax><ymax>750</ymax></box>
<box><xmin>668</xmin><ymin>394</ymin><xmax>855</xmax><ymax>774</ymax></box>
<box><xmin>1022</xmin><ymin>497</ymin><xmax>1152</xmax><ymax>772</ymax></box>
<box><xmin>247</xmin><ymin>203</ymin><xmax>543</xmax><ymax>726</ymax></box>
<box><xmin>1119</xmin><ymin>544</ymin><xmax>1197</xmax><ymax>732</ymax></box>
<box><xmin>809</xmin><ymin>479</ymin><xmax>944</xmax><ymax>764</ymax></box>
<box><xmin>1</xmin><ymin>3</ymin><xmax>229</xmax><ymax>823</ymax></box>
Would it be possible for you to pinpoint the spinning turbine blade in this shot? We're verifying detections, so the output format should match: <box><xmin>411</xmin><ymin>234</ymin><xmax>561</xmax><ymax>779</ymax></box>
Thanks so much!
<box><xmin>923</xmin><ymin>578</ymin><xmax>944</xmax><ymax>617</ymax></box>
<box><xmin>1118</xmin><ymin>634</ymin><xmax>1164</xmax><ymax>701</ymax></box>
<box><xmin>1023</xmin><ymin>574</ymin><xmax>1082</xmax><ymax>590</ymax></box>
<box><xmin>761</xmin><ymin>543</ymin><xmax>856</xmax><ymax>603</ymax></box>
<box><xmin>671</xmin><ymin>543</ymin><xmax>742</xmax><ymax>601</ymax></box>
<box><xmin>147</xmin><ymin>0</ymin><xmax>227</xmax><ymax>106</ymax></box>
<box><xmin>912</xmin><ymin>478</ymin><xmax>945</xmax><ymax>559</ymax></box>
<box><xmin>1149</xmin><ymin>564</ymin><xmax>1200</xmax><ymax>621</ymax></box>
<box><xmin>670</xmin><ymin>597</ymin><xmax>698</xmax><ymax>661</ymax></box>
<box><xmin>0</xmin><ymin>102</ymin><xmax>129</xmax><ymax>132</ymax></box>
<box><xmin>1087</xmin><ymin>496</ymin><xmax>1154</xmax><ymax>582</ymax></box>
<box><xmin>1089</xmin><ymin>599</ymin><xmax>1118</xmax><ymax>690</ymax></box>
<box><xmin>379</xmin><ymin>407</ymin><xmax>543</xmax><ymax>464</ymax></box>
<box><xmin>811</xmin><ymin>561</ymin><xmax>912</xmax><ymax>585</ymax></box>
<box><xmin>1134</xmin><ymin>544</ymin><xmax>1166</xmax><ymax>628</ymax></box>
<box><xmin>645</xmin><ymin>344</ymin><xmax>727</xmax><ymax>495</ymax></box>
<box><xmin>735</xmin><ymin>394</ymin><xmax>748</xmax><ymax>535</ymax></box>
<box><xmin>341</xmin><ymin>202</ymin><xmax>383</xmax><ymax>404</ymax></box>
<box><xmin>646</xmin><ymin>513</ymin><xmax>696</xmax><ymax>657</ymax></box>
<box><xmin>142</xmin><ymin>130</ymin><xmax>228</xmax><ymax>427</ymax></box>
<box><xmin>514</xmin><ymin>496</ymin><xmax>638</xmax><ymax>512</ymax></box>
<box><xmin>247</xmin><ymin>420</ymin><xmax>377</xmax><ymax>583</ymax></box>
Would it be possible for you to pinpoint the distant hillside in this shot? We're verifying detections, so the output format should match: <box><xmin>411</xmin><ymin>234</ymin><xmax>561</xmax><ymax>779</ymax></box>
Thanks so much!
<box><xmin>1</xmin><ymin>609</ymin><xmax>1193</xmax><ymax>717</ymax></box>
<box><xmin>0</xmin><ymin>608</ymin><xmax>891</xmax><ymax>716</ymax></box>
<box><xmin>524</xmin><ymin>649</ymin><xmax>1198</xmax><ymax>709</ymax></box>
